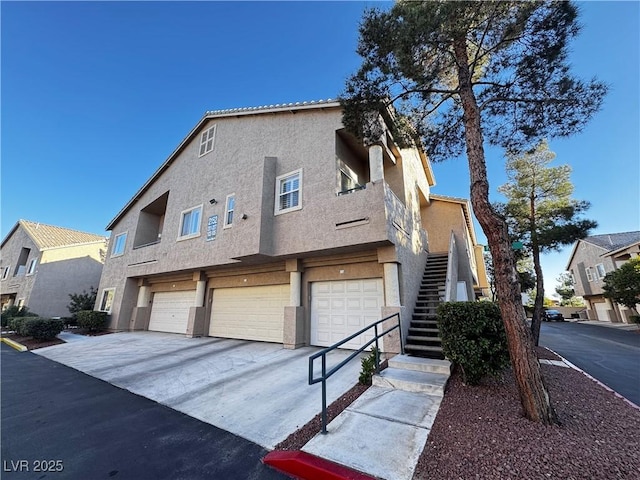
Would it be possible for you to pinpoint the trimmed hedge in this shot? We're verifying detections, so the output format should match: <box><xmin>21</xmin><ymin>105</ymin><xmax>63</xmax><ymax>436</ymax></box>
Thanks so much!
<box><xmin>437</xmin><ymin>302</ymin><xmax>510</xmax><ymax>385</ymax></box>
<box><xmin>23</xmin><ymin>318</ymin><xmax>64</xmax><ymax>341</ymax></box>
<box><xmin>9</xmin><ymin>317</ymin><xmax>40</xmax><ymax>336</ymax></box>
<box><xmin>1</xmin><ymin>306</ymin><xmax>34</xmax><ymax>328</ymax></box>
<box><xmin>76</xmin><ymin>310</ymin><xmax>108</xmax><ymax>332</ymax></box>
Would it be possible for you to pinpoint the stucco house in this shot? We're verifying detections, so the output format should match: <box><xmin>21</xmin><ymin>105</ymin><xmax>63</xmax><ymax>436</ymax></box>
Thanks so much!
<box><xmin>566</xmin><ymin>231</ymin><xmax>640</xmax><ymax>323</ymax></box>
<box><xmin>97</xmin><ymin>100</ymin><xmax>487</xmax><ymax>353</ymax></box>
<box><xmin>1</xmin><ymin>220</ymin><xmax>107</xmax><ymax>318</ymax></box>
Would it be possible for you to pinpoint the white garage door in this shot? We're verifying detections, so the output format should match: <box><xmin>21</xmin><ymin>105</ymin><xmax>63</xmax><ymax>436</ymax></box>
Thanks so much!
<box><xmin>209</xmin><ymin>284</ymin><xmax>290</xmax><ymax>343</ymax></box>
<box><xmin>594</xmin><ymin>302</ymin><xmax>610</xmax><ymax>322</ymax></box>
<box><xmin>148</xmin><ymin>290</ymin><xmax>195</xmax><ymax>334</ymax></box>
<box><xmin>311</xmin><ymin>278</ymin><xmax>384</xmax><ymax>349</ymax></box>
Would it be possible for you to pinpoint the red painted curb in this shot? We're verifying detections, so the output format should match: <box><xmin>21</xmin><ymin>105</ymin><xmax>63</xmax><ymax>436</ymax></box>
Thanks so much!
<box><xmin>263</xmin><ymin>450</ymin><xmax>377</xmax><ymax>480</ymax></box>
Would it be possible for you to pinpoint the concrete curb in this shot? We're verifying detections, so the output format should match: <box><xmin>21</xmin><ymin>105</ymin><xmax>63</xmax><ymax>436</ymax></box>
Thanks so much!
<box><xmin>1</xmin><ymin>337</ymin><xmax>28</xmax><ymax>352</ymax></box>
<box><xmin>263</xmin><ymin>450</ymin><xmax>376</xmax><ymax>480</ymax></box>
<box><xmin>541</xmin><ymin>346</ymin><xmax>640</xmax><ymax>412</ymax></box>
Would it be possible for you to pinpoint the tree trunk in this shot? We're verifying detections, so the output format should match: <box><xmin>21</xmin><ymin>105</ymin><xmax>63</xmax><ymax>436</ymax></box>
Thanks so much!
<box><xmin>453</xmin><ymin>37</ymin><xmax>557</xmax><ymax>425</ymax></box>
<box><xmin>531</xmin><ymin>240</ymin><xmax>545</xmax><ymax>346</ymax></box>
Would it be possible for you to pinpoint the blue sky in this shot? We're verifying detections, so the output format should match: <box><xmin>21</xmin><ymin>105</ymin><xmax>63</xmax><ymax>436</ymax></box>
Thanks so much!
<box><xmin>2</xmin><ymin>1</ymin><xmax>638</xmax><ymax>297</ymax></box>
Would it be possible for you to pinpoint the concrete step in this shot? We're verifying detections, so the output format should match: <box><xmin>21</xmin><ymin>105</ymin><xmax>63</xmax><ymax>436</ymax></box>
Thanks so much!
<box><xmin>373</xmin><ymin>368</ymin><xmax>448</xmax><ymax>396</ymax></box>
<box><xmin>408</xmin><ymin>327</ymin><xmax>439</xmax><ymax>334</ymax></box>
<box><xmin>389</xmin><ymin>354</ymin><xmax>452</xmax><ymax>375</ymax></box>
<box><xmin>406</xmin><ymin>335</ymin><xmax>441</xmax><ymax>344</ymax></box>
<box><xmin>404</xmin><ymin>344</ymin><xmax>443</xmax><ymax>354</ymax></box>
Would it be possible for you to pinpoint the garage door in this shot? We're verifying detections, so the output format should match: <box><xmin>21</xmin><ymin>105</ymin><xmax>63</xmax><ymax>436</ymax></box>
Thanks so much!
<box><xmin>148</xmin><ymin>290</ymin><xmax>195</xmax><ymax>334</ymax></box>
<box><xmin>594</xmin><ymin>302</ymin><xmax>610</xmax><ymax>321</ymax></box>
<box><xmin>209</xmin><ymin>284</ymin><xmax>290</xmax><ymax>343</ymax></box>
<box><xmin>311</xmin><ymin>278</ymin><xmax>384</xmax><ymax>349</ymax></box>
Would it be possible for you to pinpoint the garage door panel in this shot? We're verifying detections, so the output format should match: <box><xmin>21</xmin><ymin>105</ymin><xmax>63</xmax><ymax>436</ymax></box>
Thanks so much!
<box><xmin>209</xmin><ymin>285</ymin><xmax>289</xmax><ymax>343</ymax></box>
<box><xmin>311</xmin><ymin>279</ymin><xmax>384</xmax><ymax>349</ymax></box>
<box><xmin>149</xmin><ymin>291</ymin><xmax>195</xmax><ymax>334</ymax></box>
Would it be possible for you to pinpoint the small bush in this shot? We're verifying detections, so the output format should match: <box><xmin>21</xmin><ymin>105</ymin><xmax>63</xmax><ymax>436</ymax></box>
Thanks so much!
<box><xmin>22</xmin><ymin>318</ymin><xmax>64</xmax><ymax>341</ymax></box>
<box><xmin>76</xmin><ymin>310</ymin><xmax>108</xmax><ymax>332</ymax></box>
<box><xmin>359</xmin><ymin>347</ymin><xmax>380</xmax><ymax>385</ymax></box>
<box><xmin>1</xmin><ymin>306</ymin><xmax>34</xmax><ymax>328</ymax></box>
<box><xmin>9</xmin><ymin>317</ymin><xmax>40</xmax><ymax>336</ymax></box>
<box><xmin>437</xmin><ymin>302</ymin><xmax>510</xmax><ymax>385</ymax></box>
<box><xmin>629</xmin><ymin>315</ymin><xmax>640</xmax><ymax>325</ymax></box>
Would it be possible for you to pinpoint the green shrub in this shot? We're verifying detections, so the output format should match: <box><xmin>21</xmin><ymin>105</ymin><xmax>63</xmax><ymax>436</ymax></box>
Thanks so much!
<box><xmin>359</xmin><ymin>347</ymin><xmax>380</xmax><ymax>385</ymax></box>
<box><xmin>76</xmin><ymin>310</ymin><xmax>108</xmax><ymax>332</ymax></box>
<box><xmin>437</xmin><ymin>302</ymin><xmax>510</xmax><ymax>385</ymax></box>
<box><xmin>22</xmin><ymin>318</ymin><xmax>64</xmax><ymax>341</ymax></box>
<box><xmin>629</xmin><ymin>315</ymin><xmax>640</xmax><ymax>325</ymax></box>
<box><xmin>9</xmin><ymin>317</ymin><xmax>40</xmax><ymax>336</ymax></box>
<box><xmin>1</xmin><ymin>306</ymin><xmax>34</xmax><ymax>328</ymax></box>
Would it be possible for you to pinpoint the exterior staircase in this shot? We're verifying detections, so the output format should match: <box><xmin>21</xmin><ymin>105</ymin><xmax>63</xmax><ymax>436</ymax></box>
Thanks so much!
<box><xmin>405</xmin><ymin>252</ymin><xmax>448</xmax><ymax>359</ymax></box>
<box><xmin>373</xmin><ymin>354</ymin><xmax>451</xmax><ymax>396</ymax></box>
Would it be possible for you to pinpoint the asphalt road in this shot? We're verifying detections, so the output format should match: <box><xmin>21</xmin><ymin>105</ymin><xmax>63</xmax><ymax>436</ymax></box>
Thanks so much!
<box><xmin>0</xmin><ymin>343</ymin><xmax>288</xmax><ymax>480</ymax></box>
<box><xmin>539</xmin><ymin>322</ymin><xmax>640</xmax><ymax>406</ymax></box>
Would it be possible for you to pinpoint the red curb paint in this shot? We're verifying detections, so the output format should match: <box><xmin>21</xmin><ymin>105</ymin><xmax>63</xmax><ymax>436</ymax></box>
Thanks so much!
<box><xmin>263</xmin><ymin>450</ymin><xmax>377</xmax><ymax>480</ymax></box>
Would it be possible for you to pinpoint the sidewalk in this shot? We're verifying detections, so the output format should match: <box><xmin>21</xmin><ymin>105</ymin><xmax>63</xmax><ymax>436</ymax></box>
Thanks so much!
<box><xmin>571</xmin><ymin>319</ymin><xmax>640</xmax><ymax>331</ymax></box>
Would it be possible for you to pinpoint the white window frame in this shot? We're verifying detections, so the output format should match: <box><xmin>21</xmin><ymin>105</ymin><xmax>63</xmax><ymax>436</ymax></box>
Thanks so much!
<box><xmin>178</xmin><ymin>204</ymin><xmax>203</xmax><ymax>240</ymax></box>
<box><xmin>26</xmin><ymin>259</ymin><xmax>37</xmax><ymax>275</ymax></box>
<box><xmin>275</xmin><ymin>169</ymin><xmax>302</xmax><ymax>215</ymax></box>
<box><xmin>595</xmin><ymin>263</ymin><xmax>606</xmax><ymax>279</ymax></box>
<box><xmin>224</xmin><ymin>194</ymin><xmax>235</xmax><ymax>228</ymax></box>
<box><xmin>16</xmin><ymin>298</ymin><xmax>25</xmax><ymax>308</ymax></box>
<box><xmin>99</xmin><ymin>288</ymin><xmax>115</xmax><ymax>313</ymax></box>
<box><xmin>111</xmin><ymin>232</ymin><xmax>127</xmax><ymax>257</ymax></box>
<box><xmin>585</xmin><ymin>267</ymin><xmax>594</xmax><ymax>282</ymax></box>
<box><xmin>199</xmin><ymin>125</ymin><xmax>216</xmax><ymax>157</ymax></box>
<box><xmin>1</xmin><ymin>266</ymin><xmax>9</xmax><ymax>280</ymax></box>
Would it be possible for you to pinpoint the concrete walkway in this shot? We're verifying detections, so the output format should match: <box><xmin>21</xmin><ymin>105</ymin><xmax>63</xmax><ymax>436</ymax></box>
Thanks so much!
<box><xmin>572</xmin><ymin>319</ymin><xmax>640</xmax><ymax>332</ymax></box>
<box><xmin>34</xmin><ymin>331</ymin><xmax>362</xmax><ymax>450</ymax></box>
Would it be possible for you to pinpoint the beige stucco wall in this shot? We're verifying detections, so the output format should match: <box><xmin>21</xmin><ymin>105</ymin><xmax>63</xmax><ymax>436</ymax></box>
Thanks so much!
<box><xmin>1</xmin><ymin>227</ymin><xmax>105</xmax><ymax>318</ymax></box>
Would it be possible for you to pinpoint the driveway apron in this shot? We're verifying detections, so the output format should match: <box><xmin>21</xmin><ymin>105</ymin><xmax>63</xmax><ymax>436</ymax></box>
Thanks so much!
<box><xmin>34</xmin><ymin>331</ymin><xmax>363</xmax><ymax>449</ymax></box>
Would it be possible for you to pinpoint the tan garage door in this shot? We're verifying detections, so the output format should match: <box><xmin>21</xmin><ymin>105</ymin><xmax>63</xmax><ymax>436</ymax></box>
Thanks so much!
<box><xmin>310</xmin><ymin>278</ymin><xmax>384</xmax><ymax>349</ymax></box>
<box><xmin>209</xmin><ymin>284</ymin><xmax>290</xmax><ymax>343</ymax></box>
<box><xmin>594</xmin><ymin>302</ymin><xmax>611</xmax><ymax>322</ymax></box>
<box><xmin>148</xmin><ymin>290</ymin><xmax>195</xmax><ymax>334</ymax></box>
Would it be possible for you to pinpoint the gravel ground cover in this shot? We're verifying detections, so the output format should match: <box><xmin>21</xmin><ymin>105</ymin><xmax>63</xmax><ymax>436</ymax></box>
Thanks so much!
<box><xmin>414</xmin><ymin>348</ymin><xmax>640</xmax><ymax>479</ymax></box>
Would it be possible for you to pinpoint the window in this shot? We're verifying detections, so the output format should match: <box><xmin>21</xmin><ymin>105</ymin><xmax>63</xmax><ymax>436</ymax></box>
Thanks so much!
<box><xmin>16</xmin><ymin>298</ymin><xmax>25</xmax><ymax>308</ymax></box>
<box><xmin>199</xmin><ymin>125</ymin><xmax>216</xmax><ymax>156</ymax></box>
<box><xmin>224</xmin><ymin>194</ymin><xmax>235</xmax><ymax>228</ymax></box>
<box><xmin>14</xmin><ymin>247</ymin><xmax>30</xmax><ymax>276</ymax></box>
<box><xmin>596</xmin><ymin>263</ymin><xmax>606</xmax><ymax>279</ymax></box>
<box><xmin>179</xmin><ymin>205</ymin><xmax>202</xmax><ymax>239</ymax></box>
<box><xmin>111</xmin><ymin>232</ymin><xmax>127</xmax><ymax>257</ymax></box>
<box><xmin>26</xmin><ymin>259</ymin><xmax>37</xmax><ymax>275</ymax></box>
<box><xmin>569</xmin><ymin>270</ymin><xmax>576</xmax><ymax>284</ymax></box>
<box><xmin>585</xmin><ymin>267</ymin><xmax>594</xmax><ymax>282</ymax></box>
<box><xmin>1</xmin><ymin>267</ymin><xmax>9</xmax><ymax>280</ymax></box>
<box><xmin>134</xmin><ymin>191</ymin><xmax>169</xmax><ymax>248</ymax></box>
<box><xmin>99</xmin><ymin>288</ymin><xmax>115</xmax><ymax>313</ymax></box>
<box><xmin>275</xmin><ymin>169</ymin><xmax>302</xmax><ymax>215</ymax></box>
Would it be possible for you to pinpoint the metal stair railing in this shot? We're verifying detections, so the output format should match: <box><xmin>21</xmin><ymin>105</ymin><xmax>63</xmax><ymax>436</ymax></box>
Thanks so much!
<box><xmin>308</xmin><ymin>312</ymin><xmax>403</xmax><ymax>434</ymax></box>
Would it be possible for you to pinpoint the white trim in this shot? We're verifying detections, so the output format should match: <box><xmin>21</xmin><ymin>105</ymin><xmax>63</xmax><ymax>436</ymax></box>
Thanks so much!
<box><xmin>111</xmin><ymin>232</ymin><xmax>128</xmax><ymax>257</ymax></box>
<box><xmin>26</xmin><ymin>259</ymin><xmax>37</xmax><ymax>275</ymax></box>
<box><xmin>224</xmin><ymin>193</ymin><xmax>235</xmax><ymax>228</ymax></box>
<box><xmin>198</xmin><ymin>125</ymin><xmax>216</xmax><ymax>157</ymax></box>
<box><xmin>99</xmin><ymin>288</ymin><xmax>115</xmax><ymax>313</ymax></box>
<box><xmin>16</xmin><ymin>298</ymin><xmax>25</xmax><ymax>308</ymax></box>
<box><xmin>585</xmin><ymin>267</ymin><xmax>594</xmax><ymax>282</ymax></box>
<box><xmin>178</xmin><ymin>204</ymin><xmax>203</xmax><ymax>240</ymax></box>
<box><xmin>275</xmin><ymin>169</ymin><xmax>302</xmax><ymax>215</ymax></box>
<box><xmin>595</xmin><ymin>263</ymin><xmax>606</xmax><ymax>279</ymax></box>
<box><xmin>1</xmin><ymin>266</ymin><xmax>9</xmax><ymax>280</ymax></box>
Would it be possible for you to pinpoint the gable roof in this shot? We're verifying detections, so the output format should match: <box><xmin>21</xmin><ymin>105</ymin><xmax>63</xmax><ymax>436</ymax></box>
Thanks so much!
<box><xmin>565</xmin><ymin>231</ymin><xmax>640</xmax><ymax>269</ymax></box>
<box><xmin>105</xmin><ymin>99</ymin><xmax>341</xmax><ymax>231</ymax></box>
<box><xmin>1</xmin><ymin>220</ymin><xmax>106</xmax><ymax>250</ymax></box>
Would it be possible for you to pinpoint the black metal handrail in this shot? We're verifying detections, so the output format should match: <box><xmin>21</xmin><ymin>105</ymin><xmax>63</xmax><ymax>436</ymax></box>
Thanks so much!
<box><xmin>308</xmin><ymin>312</ymin><xmax>403</xmax><ymax>434</ymax></box>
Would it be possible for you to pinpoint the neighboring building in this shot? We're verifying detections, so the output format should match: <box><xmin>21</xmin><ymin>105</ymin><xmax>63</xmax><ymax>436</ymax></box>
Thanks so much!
<box><xmin>1</xmin><ymin>220</ymin><xmax>107</xmax><ymax>318</ymax></box>
<box><xmin>566</xmin><ymin>231</ymin><xmax>640</xmax><ymax>323</ymax></box>
<box><xmin>97</xmin><ymin>100</ymin><xmax>487</xmax><ymax>351</ymax></box>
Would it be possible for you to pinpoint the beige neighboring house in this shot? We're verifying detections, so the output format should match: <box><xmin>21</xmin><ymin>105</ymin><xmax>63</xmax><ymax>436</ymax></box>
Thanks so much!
<box><xmin>97</xmin><ymin>100</ymin><xmax>488</xmax><ymax>352</ymax></box>
<box><xmin>1</xmin><ymin>220</ymin><xmax>108</xmax><ymax>318</ymax></box>
<box><xmin>566</xmin><ymin>231</ymin><xmax>640</xmax><ymax>323</ymax></box>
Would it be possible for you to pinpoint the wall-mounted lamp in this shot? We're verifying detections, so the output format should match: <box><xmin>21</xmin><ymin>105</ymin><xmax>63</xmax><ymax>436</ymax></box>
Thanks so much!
<box><xmin>209</xmin><ymin>198</ymin><xmax>217</xmax><ymax>205</ymax></box>
<box><xmin>241</xmin><ymin>213</ymin><xmax>248</xmax><ymax>220</ymax></box>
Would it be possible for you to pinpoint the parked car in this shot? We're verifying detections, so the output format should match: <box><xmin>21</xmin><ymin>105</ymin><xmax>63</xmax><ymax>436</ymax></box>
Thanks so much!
<box><xmin>543</xmin><ymin>309</ymin><xmax>565</xmax><ymax>322</ymax></box>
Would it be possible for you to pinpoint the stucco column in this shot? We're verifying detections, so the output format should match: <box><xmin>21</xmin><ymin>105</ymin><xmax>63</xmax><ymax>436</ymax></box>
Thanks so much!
<box><xmin>195</xmin><ymin>280</ymin><xmax>206</xmax><ymax>307</ymax></box>
<box><xmin>290</xmin><ymin>271</ymin><xmax>302</xmax><ymax>307</ymax></box>
<box><xmin>369</xmin><ymin>145</ymin><xmax>384</xmax><ymax>183</ymax></box>
<box><xmin>136</xmin><ymin>286</ymin><xmax>151</xmax><ymax>308</ymax></box>
<box><xmin>383</xmin><ymin>262</ymin><xmax>401</xmax><ymax>307</ymax></box>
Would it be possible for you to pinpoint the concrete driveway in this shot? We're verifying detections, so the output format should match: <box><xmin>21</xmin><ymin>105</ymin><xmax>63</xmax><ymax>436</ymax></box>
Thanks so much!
<box><xmin>34</xmin><ymin>331</ymin><xmax>362</xmax><ymax>449</ymax></box>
